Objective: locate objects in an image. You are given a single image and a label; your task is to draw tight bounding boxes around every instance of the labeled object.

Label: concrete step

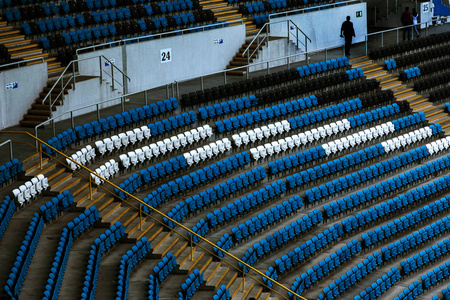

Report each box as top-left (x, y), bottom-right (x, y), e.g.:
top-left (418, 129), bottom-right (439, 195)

top-left (129, 219), bottom-right (156, 240)
top-left (206, 265), bottom-right (230, 288)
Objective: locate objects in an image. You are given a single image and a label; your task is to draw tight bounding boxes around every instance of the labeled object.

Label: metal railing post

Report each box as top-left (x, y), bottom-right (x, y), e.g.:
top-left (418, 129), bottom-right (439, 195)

top-left (381, 32), bottom-right (384, 47)
top-left (140, 204), bottom-right (142, 230)
top-left (190, 233), bottom-right (194, 261)
top-left (144, 90), bottom-right (148, 105)
top-left (9, 140), bottom-right (13, 161)
top-left (111, 62), bottom-right (115, 91)
top-left (99, 56), bottom-right (103, 83)
top-left (121, 96), bottom-right (125, 112)
top-left (73, 62), bottom-right (76, 89)
top-left (89, 174), bottom-right (93, 200)
top-left (35, 127), bottom-right (39, 149)
top-left (61, 78), bottom-right (64, 102)
top-left (39, 142), bottom-right (43, 170)
top-left (71, 111), bottom-right (74, 129)
top-left (242, 265), bottom-right (246, 292)
top-left (97, 104), bottom-right (100, 121)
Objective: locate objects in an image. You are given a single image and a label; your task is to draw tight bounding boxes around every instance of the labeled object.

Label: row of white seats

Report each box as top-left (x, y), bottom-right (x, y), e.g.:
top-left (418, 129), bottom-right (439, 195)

top-left (95, 126), bottom-right (151, 155)
top-left (381, 126), bottom-right (433, 153)
top-left (183, 138), bottom-right (232, 166)
top-left (425, 137), bottom-right (450, 155)
top-left (12, 174), bottom-right (49, 206)
top-left (66, 145), bottom-right (96, 170)
top-left (322, 122), bottom-right (395, 156)
top-left (118, 125), bottom-right (213, 169)
top-left (91, 159), bottom-right (120, 185)
top-left (233, 119), bottom-right (352, 148)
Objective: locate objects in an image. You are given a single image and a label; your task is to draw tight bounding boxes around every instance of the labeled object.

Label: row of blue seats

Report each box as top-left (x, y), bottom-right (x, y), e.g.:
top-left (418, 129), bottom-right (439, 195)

top-left (0, 196), bottom-right (15, 241)
top-left (153, 252), bottom-right (176, 283)
top-left (179, 269), bottom-right (204, 300)
top-left (5, 213), bottom-right (44, 299)
top-left (116, 172), bottom-right (142, 199)
top-left (244, 0), bottom-right (286, 14)
top-left (117, 237), bottom-right (152, 300)
top-left (165, 167), bottom-right (266, 228)
top-left (289, 239), bottom-right (361, 296)
top-left (324, 145), bottom-right (435, 218)
top-left (217, 193), bottom-right (297, 247)
top-left (311, 141), bottom-right (432, 205)
top-left (0, 158), bottom-right (23, 185)
top-left (311, 141), bottom-right (445, 206)
top-left (264, 223), bottom-right (341, 289)
top-left (420, 263), bottom-right (450, 292)
top-left (350, 104), bottom-right (402, 128)
top-left (148, 274), bottom-right (159, 300)
top-left (43, 207), bottom-right (100, 300)
top-left (148, 111), bottom-right (196, 137)
top-left (319, 253), bottom-right (383, 300)
top-left (198, 95), bottom-right (258, 120)
top-left (395, 280), bottom-right (423, 300)
top-left (346, 68), bottom-right (364, 80)
top-left (384, 198), bottom-right (450, 263)
top-left (446, 102), bottom-right (450, 114)
top-left (384, 58), bottom-right (398, 70)
top-left (440, 285), bottom-right (450, 299)
top-left (44, 98), bottom-right (178, 155)
top-left (81, 222), bottom-right (126, 300)
top-left (141, 152), bottom-right (250, 214)
top-left (4, 4), bottom-right (58, 22)
top-left (354, 267), bottom-right (401, 300)
top-left (216, 95), bottom-right (356, 133)
top-left (239, 211), bottom-right (326, 272)
top-left (39, 190), bottom-right (74, 222)
top-left (213, 194), bottom-right (302, 258)
top-left (212, 285), bottom-right (231, 300)
top-left (401, 236), bottom-right (450, 275)
top-left (67, 206), bottom-right (100, 238)
top-left (138, 155), bottom-right (187, 185)
top-left (357, 182), bottom-right (450, 249)
top-left (297, 56), bottom-right (349, 77)
top-left (392, 112), bottom-right (427, 130)
top-left (403, 67), bottom-right (422, 80)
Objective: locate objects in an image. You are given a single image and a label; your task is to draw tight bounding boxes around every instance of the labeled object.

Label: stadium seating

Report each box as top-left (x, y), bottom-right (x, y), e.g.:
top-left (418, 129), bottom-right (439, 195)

top-left (13, 175), bottom-right (49, 206)
top-left (0, 196), bottom-right (15, 241)
top-left (148, 252), bottom-right (177, 299)
top-left (0, 158), bottom-right (23, 186)
top-left (354, 267), bottom-right (401, 300)
top-left (178, 269), bottom-right (204, 300)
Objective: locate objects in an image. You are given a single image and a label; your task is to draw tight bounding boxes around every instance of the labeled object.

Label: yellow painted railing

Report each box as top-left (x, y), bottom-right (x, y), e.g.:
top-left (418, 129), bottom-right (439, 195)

top-left (1, 131), bottom-right (307, 300)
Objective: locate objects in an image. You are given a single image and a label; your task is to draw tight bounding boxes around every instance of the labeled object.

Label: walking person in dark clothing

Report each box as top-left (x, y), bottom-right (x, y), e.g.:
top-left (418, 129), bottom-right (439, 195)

top-left (401, 7), bottom-right (412, 41)
top-left (340, 16), bottom-right (356, 56)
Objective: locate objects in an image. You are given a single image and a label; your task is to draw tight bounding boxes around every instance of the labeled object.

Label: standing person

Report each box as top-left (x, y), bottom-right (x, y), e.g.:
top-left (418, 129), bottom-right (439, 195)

top-left (412, 8), bottom-right (420, 37)
top-left (340, 16), bottom-right (356, 56)
top-left (401, 7), bottom-right (412, 41)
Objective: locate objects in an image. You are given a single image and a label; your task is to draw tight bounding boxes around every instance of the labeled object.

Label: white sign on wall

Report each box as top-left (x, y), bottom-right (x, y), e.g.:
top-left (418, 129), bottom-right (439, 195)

top-left (160, 48), bottom-right (172, 63)
top-left (5, 81), bottom-right (18, 90)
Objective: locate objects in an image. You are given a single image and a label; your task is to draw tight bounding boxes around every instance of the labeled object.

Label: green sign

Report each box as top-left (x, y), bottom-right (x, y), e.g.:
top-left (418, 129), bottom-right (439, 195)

top-left (356, 11), bottom-right (363, 17)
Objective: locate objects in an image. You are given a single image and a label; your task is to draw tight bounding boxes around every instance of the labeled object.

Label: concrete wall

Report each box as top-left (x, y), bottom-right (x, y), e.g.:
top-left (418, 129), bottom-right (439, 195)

top-left (78, 24), bottom-right (246, 93)
top-left (269, 3), bottom-right (367, 53)
top-left (0, 63), bottom-right (47, 130)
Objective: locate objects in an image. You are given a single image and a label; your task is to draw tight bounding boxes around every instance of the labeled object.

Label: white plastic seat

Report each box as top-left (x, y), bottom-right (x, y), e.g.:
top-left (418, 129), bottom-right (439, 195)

top-left (311, 129), bottom-right (319, 141)
top-left (141, 125), bottom-right (151, 140)
top-left (232, 134), bottom-right (242, 147)
top-left (171, 136), bottom-right (180, 149)
top-left (324, 125), bottom-right (332, 136)
top-left (322, 144), bottom-right (331, 156)
top-left (71, 154), bottom-right (81, 169)
top-left (342, 137), bottom-right (350, 149)
top-left (254, 128), bottom-right (263, 141)
top-left (240, 132), bottom-right (249, 145)
top-left (135, 149), bottom-right (145, 163)
top-left (265, 143), bottom-right (274, 156)
top-left (20, 184), bottom-right (31, 202)
top-left (299, 133), bottom-right (307, 145)
top-left (87, 145), bottom-right (95, 162)
top-left (13, 188), bottom-right (25, 206)
top-left (359, 131), bottom-right (367, 143)
top-left (348, 135), bottom-right (356, 147)
top-left (387, 122), bottom-right (395, 133)
top-left (25, 181), bottom-right (36, 198)
top-left (111, 159), bottom-right (120, 174)
top-left (134, 128), bottom-right (144, 142)
top-left (216, 140), bottom-right (225, 153)
top-left (103, 137), bottom-right (113, 153)
top-left (120, 154), bottom-right (130, 169)
top-left (223, 138), bottom-right (232, 151)
top-left (31, 177), bottom-right (41, 194)
top-left (279, 139), bottom-right (287, 152)
top-left (330, 122), bottom-right (339, 134)
top-left (257, 145), bottom-right (267, 159)
top-left (191, 129), bottom-right (200, 142)
top-left (185, 131), bottom-right (194, 144)
top-left (92, 170), bottom-right (102, 185)
top-left (211, 142), bottom-right (219, 155)
top-left (272, 141), bottom-right (281, 154)
top-left (184, 153), bottom-right (194, 166)
top-left (336, 140), bottom-right (343, 151)
top-left (204, 124), bottom-right (213, 137)
top-left (81, 147), bottom-right (90, 163)
top-left (250, 148), bottom-right (259, 161)
top-left (268, 124), bottom-right (277, 137)
top-left (204, 145), bottom-right (213, 158)
top-left (261, 126), bottom-right (270, 138)
top-left (142, 146), bottom-right (152, 160)
top-left (329, 141), bottom-right (337, 153)
top-left (248, 130), bottom-right (256, 143)
top-left (164, 138), bottom-right (173, 152)
top-left (127, 130), bottom-right (137, 145)
top-left (105, 161), bottom-right (114, 177)
top-left (37, 174), bottom-right (49, 190)
top-left (292, 135), bottom-right (300, 147)
top-left (275, 122), bottom-right (284, 134)
top-left (128, 151), bottom-right (138, 166)
top-left (178, 133), bottom-right (187, 147)
top-left (118, 133), bottom-right (129, 148)
top-left (66, 157), bottom-right (77, 170)
top-left (77, 150), bottom-right (86, 165)
top-left (198, 126), bottom-right (206, 140)
top-left (286, 137), bottom-right (294, 149)
top-left (111, 135), bottom-right (121, 150)
top-left (364, 129), bottom-right (372, 141)
top-left (198, 147), bottom-right (207, 160)
top-left (95, 141), bottom-right (106, 156)
top-left (353, 133), bottom-right (361, 145)
top-left (100, 165), bottom-right (109, 180)
top-left (157, 141), bottom-right (167, 155)
top-left (343, 119), bottom-right (351, 130)
top-left (281, 120), bottom-right (290, 132)
top-left (336, 121), bottom-right (344, 132)
top-left (191, 150), bottom-right (200, 163)
top-left (318, 127), bottom-right (326, 138)
top-left (305, 131), bottom-right (313, 143)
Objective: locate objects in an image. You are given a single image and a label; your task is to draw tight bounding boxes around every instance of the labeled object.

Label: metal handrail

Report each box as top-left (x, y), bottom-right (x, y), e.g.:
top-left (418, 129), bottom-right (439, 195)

top-left (364, 20), bottom-right (449, 54)
top-left (0, 130), bottom-right (307, 300)
top-left (268, 0), bottom-right (361, 19)
top-left (0, 140), bottom-right (13, 162)
top-left (76, 20), bottom-right (245, 55)
top-left (0, 56), bottom-right (45, 69)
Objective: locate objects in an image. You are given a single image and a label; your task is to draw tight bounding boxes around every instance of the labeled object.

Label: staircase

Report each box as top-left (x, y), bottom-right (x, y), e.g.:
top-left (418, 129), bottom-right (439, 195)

top-left (200, 0), bottom-right (258, 36)
top-left (350, 56), bottom-right (450, 133)
top-left (226, 39), bottom-right (267, 75)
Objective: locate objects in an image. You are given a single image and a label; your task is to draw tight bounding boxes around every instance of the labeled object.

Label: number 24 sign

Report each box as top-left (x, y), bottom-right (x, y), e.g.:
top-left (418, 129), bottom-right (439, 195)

top-left (160, 48), bottom-right (172, 63)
